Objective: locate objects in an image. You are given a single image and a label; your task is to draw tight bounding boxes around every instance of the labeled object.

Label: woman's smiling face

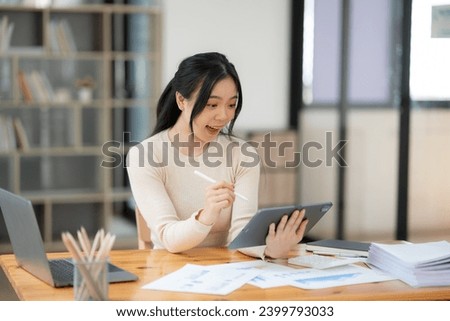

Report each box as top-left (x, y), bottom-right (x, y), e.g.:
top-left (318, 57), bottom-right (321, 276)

top-left (176, 76), bottom-right (238, 144)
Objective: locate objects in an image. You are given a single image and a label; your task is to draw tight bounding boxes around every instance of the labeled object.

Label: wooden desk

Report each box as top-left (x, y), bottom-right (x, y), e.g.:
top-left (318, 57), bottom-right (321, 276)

top-left (1, 247), bottom-right (450, 301)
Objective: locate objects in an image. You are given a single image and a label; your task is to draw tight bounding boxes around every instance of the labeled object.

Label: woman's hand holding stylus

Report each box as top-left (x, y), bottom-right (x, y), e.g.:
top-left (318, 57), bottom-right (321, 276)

top-left (196, 181), bottom-right (235, 226)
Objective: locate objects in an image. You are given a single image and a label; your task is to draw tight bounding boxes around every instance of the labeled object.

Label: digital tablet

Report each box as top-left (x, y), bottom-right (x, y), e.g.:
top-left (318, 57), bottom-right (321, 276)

top-left (228, 202), bottom-right (333, 249)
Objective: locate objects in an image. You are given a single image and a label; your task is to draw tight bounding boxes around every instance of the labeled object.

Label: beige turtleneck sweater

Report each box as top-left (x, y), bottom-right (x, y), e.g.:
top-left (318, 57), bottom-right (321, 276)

top-left (126, 129), bottom-right (264, 257)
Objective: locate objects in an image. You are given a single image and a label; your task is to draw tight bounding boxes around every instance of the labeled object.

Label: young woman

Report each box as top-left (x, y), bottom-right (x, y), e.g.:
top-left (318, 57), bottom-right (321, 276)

top-left (127, 52), bottom-right (307, 259)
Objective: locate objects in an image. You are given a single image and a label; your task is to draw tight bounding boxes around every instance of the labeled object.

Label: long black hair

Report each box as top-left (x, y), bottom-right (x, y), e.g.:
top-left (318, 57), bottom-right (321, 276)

top-left (151, 52), bottom-right (243, 137)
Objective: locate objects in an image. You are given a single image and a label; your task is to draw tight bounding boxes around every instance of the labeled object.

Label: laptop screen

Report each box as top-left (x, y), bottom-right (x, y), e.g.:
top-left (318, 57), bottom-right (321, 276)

top-left (0, 188), bottom-right (54, 285)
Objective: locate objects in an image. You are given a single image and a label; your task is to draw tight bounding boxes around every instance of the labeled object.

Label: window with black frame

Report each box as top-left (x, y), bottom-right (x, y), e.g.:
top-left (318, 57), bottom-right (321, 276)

top-left (293, 0), bottom-right (409, 242)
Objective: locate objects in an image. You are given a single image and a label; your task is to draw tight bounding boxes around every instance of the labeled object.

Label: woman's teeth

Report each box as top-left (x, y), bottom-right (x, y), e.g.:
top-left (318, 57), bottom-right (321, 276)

top-left (206, 125), bottom-right (220, 133)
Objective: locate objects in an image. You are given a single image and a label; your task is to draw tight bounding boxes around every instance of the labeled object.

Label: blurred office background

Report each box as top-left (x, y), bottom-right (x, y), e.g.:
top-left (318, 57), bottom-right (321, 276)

top-left (0, 0), bottom-right (449, 258)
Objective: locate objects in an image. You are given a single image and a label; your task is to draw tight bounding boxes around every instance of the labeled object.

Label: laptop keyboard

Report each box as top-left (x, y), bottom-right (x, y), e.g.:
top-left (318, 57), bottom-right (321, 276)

top-left (49, 258), bottom-right (123, 283)
top-left (49, 259), bottom-right (74, 283)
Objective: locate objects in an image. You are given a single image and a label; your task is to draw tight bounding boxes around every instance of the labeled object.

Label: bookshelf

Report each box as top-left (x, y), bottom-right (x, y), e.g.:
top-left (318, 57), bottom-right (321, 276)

top-left (0, 4), bottom-right (161, 251)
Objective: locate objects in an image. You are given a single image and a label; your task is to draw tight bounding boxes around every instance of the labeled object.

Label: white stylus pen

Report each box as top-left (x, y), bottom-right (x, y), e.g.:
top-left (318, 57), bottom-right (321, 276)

top-left (194, 170), bottom-right (249, 201)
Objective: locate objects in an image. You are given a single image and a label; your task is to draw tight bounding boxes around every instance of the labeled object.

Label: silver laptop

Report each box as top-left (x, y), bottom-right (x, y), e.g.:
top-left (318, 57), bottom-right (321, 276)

top-left (0, 188), bottom-right (138, 287)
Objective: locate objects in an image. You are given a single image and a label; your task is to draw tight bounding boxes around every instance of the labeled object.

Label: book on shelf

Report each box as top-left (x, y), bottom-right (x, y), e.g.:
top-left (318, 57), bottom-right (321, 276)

top-left (0, 115), bottom-right (16, 151)
top-left (305, 239), bottom-right (371, 257)
top-left (18, 71), bottom-right (33, 103)
top-left (59, 19), bottom-right (77, 52)
top-left (37, 71), bottom-right (55, 101)
top-left (0, 115), bottom-right (30, 151)
top-left (18, 70), bottom-right (55, 103)
top-left (367, 241), bottom-right (450, 287)
top-left (0, 115), bottom-right (8, 151)
top-left (48, 19), bottom-right (60, 54)
top-left (13, 117), bottom-right (30, 151)
top-left (48, 18), bottom-right (77, 54)
top-left (30, 70), bottom-right (50, 102)
top-left (0, 15), bottom-right (14, 53)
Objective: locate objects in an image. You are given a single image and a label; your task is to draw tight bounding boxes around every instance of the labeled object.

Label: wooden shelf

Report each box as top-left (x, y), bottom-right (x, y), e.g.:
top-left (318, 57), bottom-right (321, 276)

top-left (0, 4), bottom-right (161, 248)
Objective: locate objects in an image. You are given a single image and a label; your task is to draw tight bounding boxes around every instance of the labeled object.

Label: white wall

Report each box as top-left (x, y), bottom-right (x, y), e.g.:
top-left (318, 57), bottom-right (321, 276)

top-left (161, 0), bottom-right (291, 131)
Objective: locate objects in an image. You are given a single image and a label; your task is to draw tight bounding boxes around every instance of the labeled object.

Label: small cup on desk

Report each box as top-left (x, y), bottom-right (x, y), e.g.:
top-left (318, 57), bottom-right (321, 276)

top-left (73, 259), bottom-right (109, 301)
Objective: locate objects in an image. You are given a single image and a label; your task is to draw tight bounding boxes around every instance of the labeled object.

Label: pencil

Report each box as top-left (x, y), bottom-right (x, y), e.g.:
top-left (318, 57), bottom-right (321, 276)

top-left (193, 170), bottom-right (249, 201)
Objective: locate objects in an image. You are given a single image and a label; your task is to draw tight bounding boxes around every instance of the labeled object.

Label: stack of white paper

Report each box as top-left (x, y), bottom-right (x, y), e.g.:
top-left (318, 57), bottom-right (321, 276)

top-left (367, 241), bottom-right (450, 287)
